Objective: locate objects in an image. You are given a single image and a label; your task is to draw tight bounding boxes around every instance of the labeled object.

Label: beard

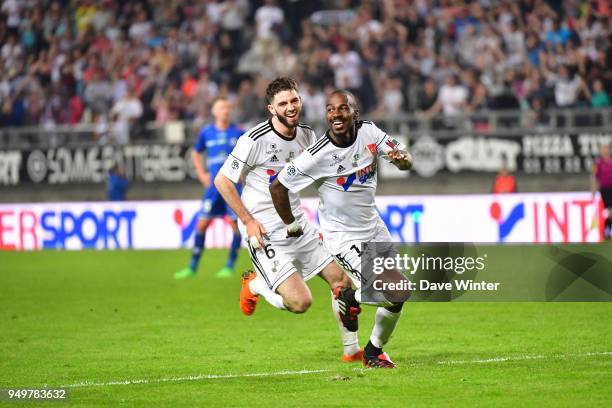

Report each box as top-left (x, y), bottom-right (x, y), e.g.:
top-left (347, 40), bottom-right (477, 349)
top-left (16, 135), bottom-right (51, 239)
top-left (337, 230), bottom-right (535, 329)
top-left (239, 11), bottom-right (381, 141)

top-left (276, 111), bottom-right (300, 128)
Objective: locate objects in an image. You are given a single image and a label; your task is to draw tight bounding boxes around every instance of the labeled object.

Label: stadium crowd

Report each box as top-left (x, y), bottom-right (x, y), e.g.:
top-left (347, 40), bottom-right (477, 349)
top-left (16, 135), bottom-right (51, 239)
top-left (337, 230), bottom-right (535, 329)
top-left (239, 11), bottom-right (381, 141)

top-left (0, 0), bottom-right (611, 141)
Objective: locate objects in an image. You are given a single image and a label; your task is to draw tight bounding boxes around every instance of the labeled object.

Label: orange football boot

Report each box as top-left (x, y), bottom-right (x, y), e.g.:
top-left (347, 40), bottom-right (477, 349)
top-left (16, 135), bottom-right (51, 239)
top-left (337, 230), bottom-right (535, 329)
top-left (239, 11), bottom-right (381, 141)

top-left (341, 348), bottom-right (364, 363)
top-left (240, 270), bottom-right (260, 316)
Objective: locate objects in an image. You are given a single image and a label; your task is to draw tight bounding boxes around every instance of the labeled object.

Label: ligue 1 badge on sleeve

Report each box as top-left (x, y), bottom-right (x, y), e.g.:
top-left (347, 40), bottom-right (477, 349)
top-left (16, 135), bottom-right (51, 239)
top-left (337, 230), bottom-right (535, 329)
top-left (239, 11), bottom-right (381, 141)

top-left (287, 164), bottom-right (297, 177)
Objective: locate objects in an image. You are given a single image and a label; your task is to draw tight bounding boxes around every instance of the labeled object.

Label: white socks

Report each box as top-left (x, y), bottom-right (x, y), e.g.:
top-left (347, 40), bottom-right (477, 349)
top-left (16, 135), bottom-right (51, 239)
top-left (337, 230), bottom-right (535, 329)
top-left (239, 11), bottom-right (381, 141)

top-left (330, 290), bottom-right (360, 356)
top-left (248, 274), bottom-right (286, 310)
top-left (369, 307), bottom-right (401, 349)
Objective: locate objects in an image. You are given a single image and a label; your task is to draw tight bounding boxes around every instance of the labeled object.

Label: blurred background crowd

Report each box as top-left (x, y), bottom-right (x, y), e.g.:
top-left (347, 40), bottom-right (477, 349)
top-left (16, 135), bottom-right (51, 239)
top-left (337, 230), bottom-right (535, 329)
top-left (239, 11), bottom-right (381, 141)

top-left (0, 0), bottom-right (610, 139)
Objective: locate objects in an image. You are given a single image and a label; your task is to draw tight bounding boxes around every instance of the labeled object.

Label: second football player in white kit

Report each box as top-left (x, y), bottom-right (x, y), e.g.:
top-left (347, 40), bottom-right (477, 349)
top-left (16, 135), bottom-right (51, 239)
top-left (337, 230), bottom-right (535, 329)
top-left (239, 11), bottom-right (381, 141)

top-left (271, 90), bottom-right (412, 368)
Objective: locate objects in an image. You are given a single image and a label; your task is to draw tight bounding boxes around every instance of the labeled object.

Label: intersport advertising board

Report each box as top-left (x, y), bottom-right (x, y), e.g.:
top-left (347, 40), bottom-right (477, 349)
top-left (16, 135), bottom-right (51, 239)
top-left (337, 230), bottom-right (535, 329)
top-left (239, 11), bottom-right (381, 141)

top-left (0, 192), bottom-right (605, 251)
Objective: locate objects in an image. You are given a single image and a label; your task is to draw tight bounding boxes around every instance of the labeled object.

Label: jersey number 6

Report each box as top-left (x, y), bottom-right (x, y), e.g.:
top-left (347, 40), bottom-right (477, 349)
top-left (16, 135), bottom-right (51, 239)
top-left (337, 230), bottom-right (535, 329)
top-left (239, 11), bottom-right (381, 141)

top-left (264, 244), bottom-right (276, 259)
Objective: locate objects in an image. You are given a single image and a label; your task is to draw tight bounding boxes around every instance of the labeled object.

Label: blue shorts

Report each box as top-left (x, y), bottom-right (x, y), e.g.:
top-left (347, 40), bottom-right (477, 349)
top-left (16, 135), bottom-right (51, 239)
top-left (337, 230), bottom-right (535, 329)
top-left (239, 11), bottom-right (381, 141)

top-left (199, 186), bottom-right (238, 220)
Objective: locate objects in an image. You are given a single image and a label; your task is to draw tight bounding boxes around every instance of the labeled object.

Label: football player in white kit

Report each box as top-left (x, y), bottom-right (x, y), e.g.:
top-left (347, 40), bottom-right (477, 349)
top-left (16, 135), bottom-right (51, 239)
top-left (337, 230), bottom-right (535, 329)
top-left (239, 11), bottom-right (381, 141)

top-left (270, 90), bottom-right (412, 368)
top-left (214, 78), bottom-right (364, 362)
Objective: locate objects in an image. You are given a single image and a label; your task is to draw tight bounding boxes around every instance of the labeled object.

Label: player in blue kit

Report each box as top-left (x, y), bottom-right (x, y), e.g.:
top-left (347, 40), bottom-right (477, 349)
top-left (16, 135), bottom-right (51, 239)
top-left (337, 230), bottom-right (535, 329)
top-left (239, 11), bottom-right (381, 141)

top-left (175, 97), bottom-right (245, 279)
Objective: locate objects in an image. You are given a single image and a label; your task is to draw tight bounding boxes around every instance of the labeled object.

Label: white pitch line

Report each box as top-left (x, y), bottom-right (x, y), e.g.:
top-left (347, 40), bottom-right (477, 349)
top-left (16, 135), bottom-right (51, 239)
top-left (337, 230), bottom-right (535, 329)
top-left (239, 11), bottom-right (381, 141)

top-left (57, 351), bottom-right (611, 389)
top-left (59, 369), bottom-right (330, 388)
top-left (437, 351), bottom-right (612, 365)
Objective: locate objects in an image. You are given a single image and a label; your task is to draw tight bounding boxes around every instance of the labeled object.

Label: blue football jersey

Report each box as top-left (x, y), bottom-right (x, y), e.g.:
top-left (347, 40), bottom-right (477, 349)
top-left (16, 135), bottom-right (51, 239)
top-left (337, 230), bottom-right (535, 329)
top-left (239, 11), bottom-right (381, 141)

top-left (194, 123), bottom-right (244, 177)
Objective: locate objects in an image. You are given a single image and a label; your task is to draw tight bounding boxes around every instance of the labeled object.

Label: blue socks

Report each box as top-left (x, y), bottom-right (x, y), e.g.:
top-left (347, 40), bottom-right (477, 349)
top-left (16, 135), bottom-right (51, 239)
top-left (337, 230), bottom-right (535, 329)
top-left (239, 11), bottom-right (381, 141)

top-left (189, 231), bottom-right (205, 271)
top-left (226, 232), bottom-right (241, 268)
top-left (189, 229), bottom-right (240, 271)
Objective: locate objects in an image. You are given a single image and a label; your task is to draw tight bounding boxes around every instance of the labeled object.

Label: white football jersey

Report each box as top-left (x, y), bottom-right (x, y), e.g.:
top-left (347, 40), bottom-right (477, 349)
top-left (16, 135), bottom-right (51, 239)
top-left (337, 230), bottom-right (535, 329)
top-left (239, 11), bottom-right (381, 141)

top-left (220, 119), bottom-right (317, 232)
top-left (276, 120), bottom-right (406, 253)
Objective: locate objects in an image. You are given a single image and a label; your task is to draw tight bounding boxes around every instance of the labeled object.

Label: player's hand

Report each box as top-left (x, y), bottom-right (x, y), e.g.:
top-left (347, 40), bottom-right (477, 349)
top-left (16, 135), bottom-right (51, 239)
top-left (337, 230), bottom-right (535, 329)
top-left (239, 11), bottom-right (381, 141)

top-left (245, 218), bottom-right (266, 249)
top-left (201, 172), bottom-right (212, 188)
top-left (285, 220), bottom-right (304, 238)
top-left (388, 150), bottom-right (412, 170)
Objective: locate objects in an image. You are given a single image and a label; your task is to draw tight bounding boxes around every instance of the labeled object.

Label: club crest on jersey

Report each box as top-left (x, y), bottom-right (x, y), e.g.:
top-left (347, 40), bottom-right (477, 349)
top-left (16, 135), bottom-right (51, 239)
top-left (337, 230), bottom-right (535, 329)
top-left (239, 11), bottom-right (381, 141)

top-left (285, 151), bottom-right (295, 162)
top-left (351, 153), bottom-right (360, 167)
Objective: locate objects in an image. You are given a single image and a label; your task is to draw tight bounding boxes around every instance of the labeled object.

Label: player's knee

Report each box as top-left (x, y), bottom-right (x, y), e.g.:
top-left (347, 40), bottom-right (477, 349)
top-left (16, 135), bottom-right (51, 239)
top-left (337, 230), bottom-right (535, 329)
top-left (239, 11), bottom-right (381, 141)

top-left (197, 219), bottom-right (210, 232)
top-left (332, 273), bottom-right (352, 289)
top-left (287, 295), bottom-right (312, 314)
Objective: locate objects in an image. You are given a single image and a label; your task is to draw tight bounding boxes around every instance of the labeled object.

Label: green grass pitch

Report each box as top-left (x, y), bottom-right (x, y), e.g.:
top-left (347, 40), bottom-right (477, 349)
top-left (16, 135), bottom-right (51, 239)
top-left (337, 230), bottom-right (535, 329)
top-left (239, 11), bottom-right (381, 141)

top-left (1, 247), bottom-right (610, 407)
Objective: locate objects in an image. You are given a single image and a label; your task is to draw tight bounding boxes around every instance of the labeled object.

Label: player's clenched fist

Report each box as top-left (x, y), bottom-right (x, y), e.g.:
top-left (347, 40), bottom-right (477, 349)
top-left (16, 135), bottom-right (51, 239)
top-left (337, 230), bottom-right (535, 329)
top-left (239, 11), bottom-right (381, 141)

top-left (388, 150), bottom-right (413, 170)
top-left (245, 218), bottom-right (267, 249)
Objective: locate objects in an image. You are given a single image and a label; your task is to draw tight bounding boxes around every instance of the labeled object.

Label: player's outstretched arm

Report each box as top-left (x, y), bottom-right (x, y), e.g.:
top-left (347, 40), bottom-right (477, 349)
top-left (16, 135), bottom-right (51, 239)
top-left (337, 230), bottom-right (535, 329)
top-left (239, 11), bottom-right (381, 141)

top-left (214, 172), bottom-right (266, 248)
top-left (388, 149), bottom-right (413, 171)
top-left (269, 179), bottom-right (303, 238)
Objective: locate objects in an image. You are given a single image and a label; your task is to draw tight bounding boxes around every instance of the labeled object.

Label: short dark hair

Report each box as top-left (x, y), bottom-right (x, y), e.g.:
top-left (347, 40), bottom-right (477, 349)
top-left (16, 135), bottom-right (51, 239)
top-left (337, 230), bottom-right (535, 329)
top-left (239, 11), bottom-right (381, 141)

top-left (329, 89), bottom-right (360, 112)
top-left (266, 77), bottom-right (299, 104)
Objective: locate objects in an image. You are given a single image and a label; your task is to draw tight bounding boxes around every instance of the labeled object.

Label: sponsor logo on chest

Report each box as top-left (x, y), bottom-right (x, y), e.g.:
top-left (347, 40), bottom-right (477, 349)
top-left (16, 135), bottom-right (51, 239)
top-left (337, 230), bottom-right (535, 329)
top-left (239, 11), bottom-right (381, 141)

top-left (266, 143), bottom-right (282, 154)
top-left (329, 152), bottom-right (346, 167)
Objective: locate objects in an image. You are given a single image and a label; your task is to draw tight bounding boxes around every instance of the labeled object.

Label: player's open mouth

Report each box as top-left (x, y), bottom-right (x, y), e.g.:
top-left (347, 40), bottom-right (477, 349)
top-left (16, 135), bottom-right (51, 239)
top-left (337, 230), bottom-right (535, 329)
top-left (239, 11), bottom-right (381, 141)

top-left (332, 120), bottom-right (344, 129)
top-left (285, 112), bottom-right (297, 118)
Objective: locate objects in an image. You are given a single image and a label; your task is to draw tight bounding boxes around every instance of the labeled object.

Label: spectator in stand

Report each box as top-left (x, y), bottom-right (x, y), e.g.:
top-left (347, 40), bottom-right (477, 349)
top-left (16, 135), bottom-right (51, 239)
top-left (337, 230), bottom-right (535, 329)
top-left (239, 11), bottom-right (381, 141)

top-left (0, 0), bottom-right (610, 134)
top-left (419, 74), bottom-right (468, 127)
top-left (553, 65), bottom-right (591, 108)
top-left (370, 76), bottom-right (404, 120)
top-left (109, 87), bottom-right (143, 144)
top-left (84, 69), bottom-right (113, 115)
top-left (234, 77), bottom-right (261, 126)
top-left (107, 164), bottom-right (129, 201)
top-left (1, 0), bottom-right (21, 36)
top-left (300, 81), bottom-right (326, 124)
top-left (417, 79), bottom-right (438, 112)
top-left (254, 0), bottom-right (284, 50)
top-left (591, 79), bottom-right (610, 107)
top-left (329, 38), bottom-right (363, 99)
top-left (1, 35), bottom-right (22, 69)
top-left (218, 0), bottom-right (249, 52)
top-left (592, 144), bottom-right (612, 240)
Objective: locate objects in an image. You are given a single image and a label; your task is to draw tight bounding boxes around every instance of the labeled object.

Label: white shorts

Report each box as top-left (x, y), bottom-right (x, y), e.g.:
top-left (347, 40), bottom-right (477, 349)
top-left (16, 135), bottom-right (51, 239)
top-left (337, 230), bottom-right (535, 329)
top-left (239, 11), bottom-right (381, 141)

top-left (243, 221), bottom-right (333, 291)
top-left (329, 220), bottom-right (396, 290)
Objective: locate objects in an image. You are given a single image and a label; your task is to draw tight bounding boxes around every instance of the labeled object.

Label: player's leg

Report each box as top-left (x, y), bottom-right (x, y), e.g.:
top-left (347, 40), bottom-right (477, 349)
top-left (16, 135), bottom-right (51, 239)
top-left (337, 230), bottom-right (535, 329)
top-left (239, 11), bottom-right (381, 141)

top-left (216, 215), bottom-right (242, 278)
top-left (241, 237), bottom-right (312, 314)
top-left (240, 268), bottom-right (285, 314)
top-left (318, 261), bottom-right (362, 362)
top-left (331, 233), bottom-right (408, 368)
top-left (175, 216), bottom-right (212, 279)
top-left (275, 273), bottom-right (312, 313)
top-left (361, 226), bottom-right (410, 368)
top-left (175, 189), bottom-right (220, 279)
top-left (364, 303), bottom-right (403, 368)
top-left (243, 270), bottom-right (311, 314)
